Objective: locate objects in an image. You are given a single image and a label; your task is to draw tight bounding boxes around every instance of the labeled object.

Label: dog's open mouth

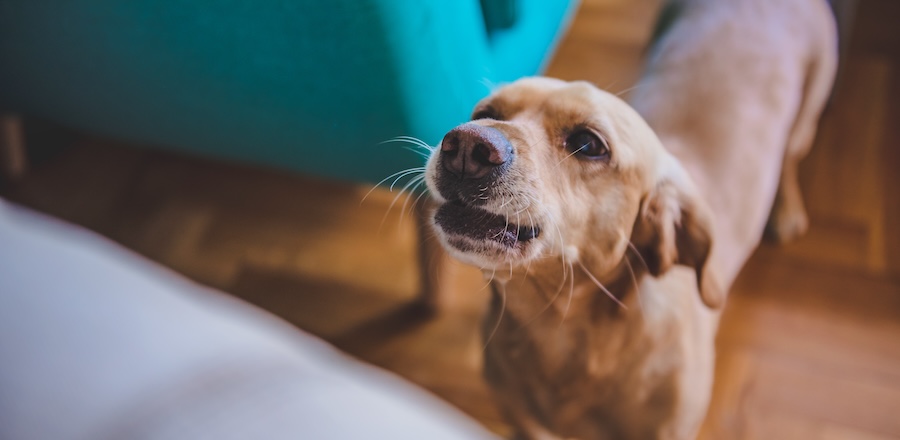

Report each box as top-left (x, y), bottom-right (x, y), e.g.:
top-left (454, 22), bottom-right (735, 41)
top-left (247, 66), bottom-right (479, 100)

top-left (434, 200), bottom-right (541, 250)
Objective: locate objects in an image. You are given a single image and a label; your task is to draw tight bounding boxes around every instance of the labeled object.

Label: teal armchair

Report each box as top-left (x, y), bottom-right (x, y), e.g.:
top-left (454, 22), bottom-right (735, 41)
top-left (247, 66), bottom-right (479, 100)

top-left (0, 0), bottom-right (578, 184)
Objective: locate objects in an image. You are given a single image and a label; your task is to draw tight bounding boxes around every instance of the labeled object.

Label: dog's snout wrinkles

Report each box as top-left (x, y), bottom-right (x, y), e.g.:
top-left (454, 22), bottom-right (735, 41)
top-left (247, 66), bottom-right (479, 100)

top-left (440, 123), bottom-right (512, 180)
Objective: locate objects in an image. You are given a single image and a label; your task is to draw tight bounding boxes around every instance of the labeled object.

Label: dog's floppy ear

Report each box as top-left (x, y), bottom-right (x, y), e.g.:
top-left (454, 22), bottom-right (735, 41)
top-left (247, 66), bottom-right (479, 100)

top-left (630, 168), bottom-right (723, 309)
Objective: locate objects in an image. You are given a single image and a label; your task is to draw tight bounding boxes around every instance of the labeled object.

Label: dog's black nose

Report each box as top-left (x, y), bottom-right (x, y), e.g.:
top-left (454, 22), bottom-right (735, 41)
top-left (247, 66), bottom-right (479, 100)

top-left (440, 123), bottom-right (512, 180)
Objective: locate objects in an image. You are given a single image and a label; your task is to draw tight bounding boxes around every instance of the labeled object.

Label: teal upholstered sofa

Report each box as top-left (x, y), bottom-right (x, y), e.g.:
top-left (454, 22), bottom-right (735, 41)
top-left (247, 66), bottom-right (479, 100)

top-left (0, 0), bottom-right (577, 184)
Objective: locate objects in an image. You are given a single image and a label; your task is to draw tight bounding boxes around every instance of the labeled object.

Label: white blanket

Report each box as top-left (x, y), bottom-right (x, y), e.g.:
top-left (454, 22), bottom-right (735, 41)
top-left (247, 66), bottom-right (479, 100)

top-left (0, 199), bottom-right (497, 440)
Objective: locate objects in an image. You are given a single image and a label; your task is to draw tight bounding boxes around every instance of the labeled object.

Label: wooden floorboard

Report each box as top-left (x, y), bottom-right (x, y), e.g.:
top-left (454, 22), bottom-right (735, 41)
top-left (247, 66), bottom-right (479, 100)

top-left (2, 0), bottom-right (898, 438)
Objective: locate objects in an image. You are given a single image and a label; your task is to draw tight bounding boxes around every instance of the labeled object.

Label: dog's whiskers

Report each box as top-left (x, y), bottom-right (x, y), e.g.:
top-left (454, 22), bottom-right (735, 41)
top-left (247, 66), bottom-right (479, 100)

top-left (400, 145), bottom-right (432, 159)
top-left (379, 174), bottom-right (426, 232)
top-left (555, 144), bottom-right (588, 168)
top-left (408, 184), bottom-right (431, 214)
top-left (624, 240), bottom-right (652, 317)
top-left (479, 77), bottom-right (498, 93)
top-left (603, 79), bottom-right (621, 93)
top-left (524, 211), bottom-right (538, 274)
top-left (553, 220), bottom-right (569, 280)
top-left (489, 196), bottom-right (514, 240)
top-left (478, 267), bottom-right (498, 295)
top-left (360, 166), bottom-right (426, 204)
top-left (483, 284), bottom-right (507, 351)
top-left (497, 202), bottom-right (512, 241)
top-left (519, 257), bottom-right (568, 331)
top-left (555, 220), bottom-right (576, 326)
top-left (559, 259), bottom-right (575, 328)
top-left (613, 83), bottom-right (643, 98)
top-left (626, 241), bottom-right (650, 272)
top-left (577, 260), bottom-right (628, 310)
top-left (389, 168), bottom-right (426, 192)
top-left (399, 177), bottom-right (428, 222)
top-left (623, 257), bottom-right (645, 316)
top-left (379, 136), bottom-right (435, 152)
top-left (498, 190), bottom-right (515, 209)
top-left (516, 220), bottom-right (567, 330)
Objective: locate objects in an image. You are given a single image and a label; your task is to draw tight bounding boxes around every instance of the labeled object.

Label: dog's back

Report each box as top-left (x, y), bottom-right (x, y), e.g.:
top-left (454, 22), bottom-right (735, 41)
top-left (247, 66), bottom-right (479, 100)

top-left (630, 0), bottom-right (838, 289)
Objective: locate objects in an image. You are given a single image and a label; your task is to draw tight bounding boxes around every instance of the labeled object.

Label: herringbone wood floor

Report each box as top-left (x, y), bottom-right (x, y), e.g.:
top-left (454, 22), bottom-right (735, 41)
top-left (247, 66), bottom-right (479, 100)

top-left (3, 0), bottom-right (899, 438)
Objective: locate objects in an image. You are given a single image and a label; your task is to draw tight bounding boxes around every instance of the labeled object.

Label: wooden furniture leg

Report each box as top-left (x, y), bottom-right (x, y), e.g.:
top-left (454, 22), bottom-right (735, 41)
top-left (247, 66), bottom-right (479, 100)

top-left (0, 115), bottom-right (27, 181)
top-left (414, 199), bottom-right (455, 313)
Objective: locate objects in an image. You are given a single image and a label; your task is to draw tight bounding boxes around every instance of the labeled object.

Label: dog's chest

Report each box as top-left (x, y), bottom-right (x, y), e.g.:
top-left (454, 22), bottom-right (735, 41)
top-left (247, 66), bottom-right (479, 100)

top-left (485, 308), bottom-right (665, 386)
top-left (483, 281), bottom-right (686, 436)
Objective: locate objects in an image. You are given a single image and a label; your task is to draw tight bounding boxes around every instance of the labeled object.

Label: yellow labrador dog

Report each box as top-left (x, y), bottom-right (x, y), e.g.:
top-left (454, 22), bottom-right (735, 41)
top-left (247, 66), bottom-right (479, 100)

top-left (422, 0), bottom-right (836, 438)
top-left (427, 78), bottom-right (718, 439)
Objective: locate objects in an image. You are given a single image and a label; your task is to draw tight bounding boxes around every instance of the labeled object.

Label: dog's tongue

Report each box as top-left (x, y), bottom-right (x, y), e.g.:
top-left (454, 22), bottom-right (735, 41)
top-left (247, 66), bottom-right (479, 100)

top-left (435, 201), bottom-right (539, 247)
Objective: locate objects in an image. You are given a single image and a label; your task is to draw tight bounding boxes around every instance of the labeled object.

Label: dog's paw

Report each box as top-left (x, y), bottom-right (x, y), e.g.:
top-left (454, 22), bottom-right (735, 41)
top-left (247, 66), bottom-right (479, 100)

top-left (765, 198), bottom-right (809, 244)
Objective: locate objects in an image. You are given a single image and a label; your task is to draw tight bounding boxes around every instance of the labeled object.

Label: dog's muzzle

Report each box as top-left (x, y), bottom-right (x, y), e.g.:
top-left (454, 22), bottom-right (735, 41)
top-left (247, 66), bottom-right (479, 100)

top-left (431, 123), bottom-right (541, 253)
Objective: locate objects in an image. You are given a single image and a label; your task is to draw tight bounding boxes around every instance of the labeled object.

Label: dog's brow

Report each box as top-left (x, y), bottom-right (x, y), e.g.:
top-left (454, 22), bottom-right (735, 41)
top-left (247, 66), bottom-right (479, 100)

top-left (542, 100), bottom-right (602, 131)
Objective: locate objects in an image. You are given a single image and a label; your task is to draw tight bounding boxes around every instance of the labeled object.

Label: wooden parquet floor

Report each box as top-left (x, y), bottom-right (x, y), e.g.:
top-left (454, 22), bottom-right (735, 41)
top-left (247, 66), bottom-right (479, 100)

top-left (3, 0), bottom-right (899, 438)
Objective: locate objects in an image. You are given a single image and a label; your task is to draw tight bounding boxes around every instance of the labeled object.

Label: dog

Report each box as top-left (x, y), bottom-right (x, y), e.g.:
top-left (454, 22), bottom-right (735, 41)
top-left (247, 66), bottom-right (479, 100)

top-left (426, 77), bottom-right (719, 439)
top-left (421, 0), bottom-right (836, 438)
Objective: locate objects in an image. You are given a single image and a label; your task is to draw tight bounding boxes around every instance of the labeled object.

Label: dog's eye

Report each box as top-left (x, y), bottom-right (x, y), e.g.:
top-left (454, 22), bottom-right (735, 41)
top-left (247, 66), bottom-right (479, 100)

top-left (565, 130), bottom-right (610, 161)
top-left (472, 106), bottom-right (501, 121)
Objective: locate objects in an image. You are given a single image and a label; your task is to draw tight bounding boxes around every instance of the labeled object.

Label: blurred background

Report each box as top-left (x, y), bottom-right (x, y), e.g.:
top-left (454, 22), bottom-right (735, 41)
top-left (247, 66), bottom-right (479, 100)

top-left (1, 0), bottom-right (898, 438)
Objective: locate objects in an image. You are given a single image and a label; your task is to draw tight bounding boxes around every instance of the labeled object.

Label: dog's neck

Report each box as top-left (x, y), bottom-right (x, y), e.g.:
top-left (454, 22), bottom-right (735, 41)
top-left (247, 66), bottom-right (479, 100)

top-left (482, 252), bottom-right (697, 383)
top-left (486, 252), bottom-right (656, 333)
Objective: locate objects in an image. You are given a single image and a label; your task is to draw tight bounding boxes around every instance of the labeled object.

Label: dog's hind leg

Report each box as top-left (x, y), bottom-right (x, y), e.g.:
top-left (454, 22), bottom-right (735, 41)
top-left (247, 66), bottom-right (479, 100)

top-left (766, 30), bottom-right (838, 243)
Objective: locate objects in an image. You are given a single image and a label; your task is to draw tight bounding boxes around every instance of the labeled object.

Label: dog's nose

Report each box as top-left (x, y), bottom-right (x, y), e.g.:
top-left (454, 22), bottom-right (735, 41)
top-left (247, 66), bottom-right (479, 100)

top-left (440, 123), bottom-right (512, 180)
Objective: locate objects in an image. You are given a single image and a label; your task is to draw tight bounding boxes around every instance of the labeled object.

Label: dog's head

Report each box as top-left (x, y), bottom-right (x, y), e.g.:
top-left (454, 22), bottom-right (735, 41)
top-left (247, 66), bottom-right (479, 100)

top-left (425, 77), bottom-right (721, 308)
